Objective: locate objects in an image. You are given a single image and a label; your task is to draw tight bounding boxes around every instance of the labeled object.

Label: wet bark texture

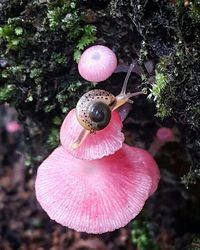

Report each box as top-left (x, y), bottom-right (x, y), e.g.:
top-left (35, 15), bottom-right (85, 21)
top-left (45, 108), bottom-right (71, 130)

top-left (1, 0), bottom-right (200, 249)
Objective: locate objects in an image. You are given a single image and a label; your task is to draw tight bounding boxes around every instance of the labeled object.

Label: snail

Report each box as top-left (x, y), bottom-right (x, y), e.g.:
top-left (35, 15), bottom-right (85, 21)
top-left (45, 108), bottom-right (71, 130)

top-left (72, 63), bottom-right (146, 149)
top-left (76, 89), bottom-right (114, 131)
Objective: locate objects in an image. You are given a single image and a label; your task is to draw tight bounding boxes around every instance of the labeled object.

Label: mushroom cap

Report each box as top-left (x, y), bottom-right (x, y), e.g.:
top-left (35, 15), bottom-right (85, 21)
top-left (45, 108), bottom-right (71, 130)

top-left (78, 45), bottom-right (117, 82)
top-left (60, 109), bottom-right (124, 160)
top-left (129, 147), bottom-right (160, 195)
top-left (156, 127), bottom-right (174, 143)
top-left (35, 144), bottom-right (160, 234)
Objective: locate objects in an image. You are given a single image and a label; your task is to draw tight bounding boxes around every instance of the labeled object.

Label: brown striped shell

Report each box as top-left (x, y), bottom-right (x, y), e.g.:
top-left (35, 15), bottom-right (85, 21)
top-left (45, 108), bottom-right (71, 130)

top-left (76, 89), bottom-right (116, 131)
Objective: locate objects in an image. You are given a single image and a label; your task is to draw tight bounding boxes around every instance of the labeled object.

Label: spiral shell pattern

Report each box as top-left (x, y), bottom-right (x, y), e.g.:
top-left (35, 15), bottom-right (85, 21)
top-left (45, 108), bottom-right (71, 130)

top-left (76, 89), bottom-right (116, 131)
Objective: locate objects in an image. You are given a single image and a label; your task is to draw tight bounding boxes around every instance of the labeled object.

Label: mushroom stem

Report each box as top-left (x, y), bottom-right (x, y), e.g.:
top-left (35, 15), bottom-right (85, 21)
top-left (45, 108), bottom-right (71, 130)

top-left (148, 127), bottom-right (174, 156)
top-left (148, 139), bottom-right (164, 157)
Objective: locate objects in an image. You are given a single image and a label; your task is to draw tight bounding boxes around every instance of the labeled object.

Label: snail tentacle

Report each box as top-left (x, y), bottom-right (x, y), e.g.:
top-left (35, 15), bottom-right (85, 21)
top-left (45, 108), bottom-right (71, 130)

top-left (120, 63), bottom-right (136, 95)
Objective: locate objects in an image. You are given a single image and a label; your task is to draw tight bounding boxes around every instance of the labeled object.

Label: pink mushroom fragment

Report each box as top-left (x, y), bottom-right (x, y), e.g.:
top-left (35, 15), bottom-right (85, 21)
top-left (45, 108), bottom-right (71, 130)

top-left (5, 121), bottom-right (21, 133)
top-left (148, 127), bottom-right (174, 156)
top-left (78, 45), bottom-right (117, 82)
top-left (60, 108), bottom-right (124, 160)
top-left (35, 144), bottom-right (160, 234)
top-left (156, 127), bottom-right (174, 143)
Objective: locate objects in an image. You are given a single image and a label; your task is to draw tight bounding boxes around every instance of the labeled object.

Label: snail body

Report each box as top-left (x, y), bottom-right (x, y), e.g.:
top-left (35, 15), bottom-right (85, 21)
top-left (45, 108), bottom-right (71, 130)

top-left (76, 89), bottom-right (116, 131)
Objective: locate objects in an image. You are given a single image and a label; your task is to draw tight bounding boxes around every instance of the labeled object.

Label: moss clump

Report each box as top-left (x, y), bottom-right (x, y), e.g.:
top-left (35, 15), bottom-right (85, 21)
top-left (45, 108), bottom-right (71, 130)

top-left (154, 43), bottom-right (200, 129)
top-left (189, 235), bottom-right (200, 250)
top-left (0, 0), bottom-right (96, 107)
top-left (181, 167), bottom-right (197, 189)
top-left (132, 218), bottom-right (158, 250)
top-left (148, 58), bottom-right (176, 118)
top-left (189, 1), bottom-right (200, 19)
top-left (0, 85), bottom-right (16, 102)
top-left (177, 0), bottom-right (200, 20)
top-left (47, 127), bottom-right (60, 149)
top-left (47, 0), bottom-right (96, 62)
top-left (0, 21), bottom-right (25, 51)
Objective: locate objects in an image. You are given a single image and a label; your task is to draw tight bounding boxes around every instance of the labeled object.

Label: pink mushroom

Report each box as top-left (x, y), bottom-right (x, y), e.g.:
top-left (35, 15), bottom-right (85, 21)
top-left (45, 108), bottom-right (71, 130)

top-left (5, 121), bottom-right (21, 133)
top-left (36, 46), bottom-right (160, 234)
top-left (78, 45), bottom-right (117, 82)
top-left (35, 144), bottom-right (160, 234)
top-left (148, 127), bottom-right (174, 156)
top-left (60, 109), bottom-right (124, 160)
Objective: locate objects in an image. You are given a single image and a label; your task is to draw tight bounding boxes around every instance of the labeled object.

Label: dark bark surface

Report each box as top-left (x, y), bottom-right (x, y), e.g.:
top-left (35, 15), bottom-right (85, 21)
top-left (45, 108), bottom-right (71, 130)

top-left (1, 0), bottom-right (200, 249)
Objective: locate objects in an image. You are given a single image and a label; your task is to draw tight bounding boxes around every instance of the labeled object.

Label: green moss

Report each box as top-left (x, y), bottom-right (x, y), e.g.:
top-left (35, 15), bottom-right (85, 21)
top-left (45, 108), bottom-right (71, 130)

top-left (72, 24), bottom-right (96, 62)
top-left (55, 80), bottom-right (91, 112)
top-left (47, 2), bottom-right (77, 31)
top-left (29, 68), bottom-right (43, 84)
top-left (0, 0), bottom-right (96, 111)
top-left (189, 1), bottom-right (200, 20)
top-left (189, 235), bottom-right (200, 250)
top-left (181, 166), bottom-right (200, 189)
top-left (1, 65), bottom-right (25, 82)
top-left (0, 21), bottom-right (25, 51)
top-left (148, 58), bottom-right (174, 118)
top-left (24, 155), bottom-right (32, 167)
top-left (132, 218), bottom-right (158, 250)
top-left (47, 127), bottom-right (60, 149)
top-left (149, 71), bottom-right (168, 102)
top-left (0, 85), bottom-right (16, 102)
top-left (181, 167), bottom-right (197, 189)
top-left (52, 116), bottom-right (62, 125)
top-left (47, 0), bottom-right (96, 62)
top-left (50, 52), bottom-right (66, 70)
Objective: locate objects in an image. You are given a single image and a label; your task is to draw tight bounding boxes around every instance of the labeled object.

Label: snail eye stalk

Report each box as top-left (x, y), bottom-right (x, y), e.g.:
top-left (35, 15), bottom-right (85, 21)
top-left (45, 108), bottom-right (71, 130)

top-left (112, 63), bottom-right (146, 110)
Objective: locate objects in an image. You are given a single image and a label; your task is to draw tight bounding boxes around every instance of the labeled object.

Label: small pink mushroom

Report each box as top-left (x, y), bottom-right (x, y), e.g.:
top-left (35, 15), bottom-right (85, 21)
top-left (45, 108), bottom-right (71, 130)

top-left (78, 45), bottom-right (117, 82)
top-left (5, 121), bottom-right (21, 133)
top-left (35, 144), bottom-right (159, 234)
top-left (148, 127), bottom-right (174, 156)
top-left (60, 109), bottom-right (124, 160)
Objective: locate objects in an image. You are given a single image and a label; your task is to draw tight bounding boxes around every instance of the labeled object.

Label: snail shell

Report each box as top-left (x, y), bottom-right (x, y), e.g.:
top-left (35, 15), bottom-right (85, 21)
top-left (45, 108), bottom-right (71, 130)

top-left (76, 89), bottom-right (116, 131)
